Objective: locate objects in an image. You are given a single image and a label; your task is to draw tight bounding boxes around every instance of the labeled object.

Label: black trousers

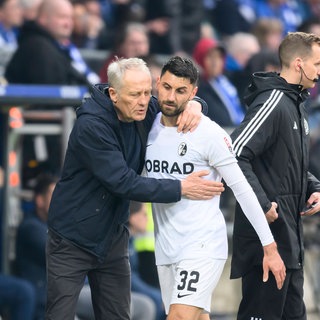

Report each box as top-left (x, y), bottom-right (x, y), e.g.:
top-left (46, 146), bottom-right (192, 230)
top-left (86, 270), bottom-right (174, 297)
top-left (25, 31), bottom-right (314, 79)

top-left (237, 266), bottom-right (306, 320)
top-left (45, 226), bottom-right (130, 320)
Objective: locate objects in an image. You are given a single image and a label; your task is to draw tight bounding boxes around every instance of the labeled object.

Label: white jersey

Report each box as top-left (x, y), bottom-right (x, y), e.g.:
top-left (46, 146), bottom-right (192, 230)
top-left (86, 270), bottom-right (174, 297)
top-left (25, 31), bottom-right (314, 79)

top-left (144, 114), bottom-right (274, 265)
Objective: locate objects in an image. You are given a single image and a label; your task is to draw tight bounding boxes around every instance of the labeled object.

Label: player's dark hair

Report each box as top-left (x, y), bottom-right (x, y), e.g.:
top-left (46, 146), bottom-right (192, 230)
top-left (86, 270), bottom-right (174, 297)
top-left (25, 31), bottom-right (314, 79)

top-left (161, 56), bottom-right (199, 86)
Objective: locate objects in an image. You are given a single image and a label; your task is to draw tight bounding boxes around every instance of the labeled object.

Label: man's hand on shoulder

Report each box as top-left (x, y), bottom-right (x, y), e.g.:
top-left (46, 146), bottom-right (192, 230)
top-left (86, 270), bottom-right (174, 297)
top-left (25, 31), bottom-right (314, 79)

top-left (176, 100), bottom-right (201, 133)
top-left (262, 241), bottom-right (286, 290)
top-left (181, 170), bottom-right (224, 200)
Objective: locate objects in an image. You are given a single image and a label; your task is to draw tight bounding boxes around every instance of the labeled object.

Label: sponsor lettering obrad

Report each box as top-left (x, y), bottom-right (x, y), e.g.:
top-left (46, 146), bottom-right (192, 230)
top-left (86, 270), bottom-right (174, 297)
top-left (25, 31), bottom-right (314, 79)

top-left (145, 159), bottom-right (194, 174)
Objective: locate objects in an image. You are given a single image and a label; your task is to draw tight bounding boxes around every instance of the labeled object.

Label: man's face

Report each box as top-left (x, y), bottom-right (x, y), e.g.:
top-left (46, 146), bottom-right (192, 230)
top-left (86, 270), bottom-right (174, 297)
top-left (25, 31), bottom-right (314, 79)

top-left (121, 30), bottom-right (149, 58)
top-left (301, 44), bottom-right (320, 89)
top-left (109, 69), bottom-right (152, 122)
top-left (39, 1), bottom-right (74, 43)
top-left (0, 0), bottom-right (23, 28)
top-left (203, 48), bottom-right (225, 78)
top-left (157, 71), bottom-right (197, 118)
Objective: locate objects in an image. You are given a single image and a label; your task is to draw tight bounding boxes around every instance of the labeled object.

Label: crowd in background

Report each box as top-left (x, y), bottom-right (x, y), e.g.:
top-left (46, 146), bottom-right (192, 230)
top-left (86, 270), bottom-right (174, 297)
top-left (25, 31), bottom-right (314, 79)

top-left (1, 0), bottom-right (320, 319)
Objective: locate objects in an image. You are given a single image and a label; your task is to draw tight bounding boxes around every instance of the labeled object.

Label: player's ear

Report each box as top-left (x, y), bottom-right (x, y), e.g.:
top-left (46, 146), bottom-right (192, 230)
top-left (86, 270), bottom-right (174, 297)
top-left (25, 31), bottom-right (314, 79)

top-left (190, 86), bottom-right (198, 100)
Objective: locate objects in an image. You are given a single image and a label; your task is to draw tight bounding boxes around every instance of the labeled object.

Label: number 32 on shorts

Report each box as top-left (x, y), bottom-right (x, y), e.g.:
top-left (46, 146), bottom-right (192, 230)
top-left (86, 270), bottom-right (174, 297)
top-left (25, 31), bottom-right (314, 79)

top-left (177, 270), bottom-right (200, 293)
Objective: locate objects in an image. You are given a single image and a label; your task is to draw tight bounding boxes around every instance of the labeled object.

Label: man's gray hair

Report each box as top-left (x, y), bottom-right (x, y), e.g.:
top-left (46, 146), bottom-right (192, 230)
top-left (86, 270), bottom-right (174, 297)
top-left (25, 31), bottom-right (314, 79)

top-left (107, 57), bottom-right (151, 91)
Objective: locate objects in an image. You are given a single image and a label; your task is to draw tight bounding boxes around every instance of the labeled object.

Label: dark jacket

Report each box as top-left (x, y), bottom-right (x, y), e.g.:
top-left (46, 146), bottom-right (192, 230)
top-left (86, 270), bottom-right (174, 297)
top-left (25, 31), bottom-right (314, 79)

top-left (48, 84), bottom-right (181, 261)
top-left (5, 21), bottom-right (89, 85)
top-left (230, 72), bottom-right (320, 278)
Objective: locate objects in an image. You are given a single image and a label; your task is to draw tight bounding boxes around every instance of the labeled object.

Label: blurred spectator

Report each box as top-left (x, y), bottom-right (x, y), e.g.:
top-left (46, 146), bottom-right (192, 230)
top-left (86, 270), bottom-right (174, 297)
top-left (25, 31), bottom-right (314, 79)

top-left (255, 0), bottom-right (303, 35)
top-left (0, 0), bottom-right (23, 50)
top-left (224, 32), bottom-right (260, 74)
top-left (0, 0), bottom-right (24, 76)
top-left (4, 0), bottom-right (100, 193)
top-left (5, 0), bottom-right (100, 85)
top-left (0, 274), bottom-right (36, 320)
top-left (128, 201), bottom-right (166, 320)
top-left (71, 0), bottom-right (111, 49)
top-left (298, 16), bottom-right (320, 36)
top-left (193, 37), bottom-right (244, 127)
top-left (15, 174), bottom-right (57, 320)
top-left (131, 0), bottom-right (170, 55)
top-left (162, 0), bottom-right (204, 55)
top-left (251, 17), bottom-right (284, 52)
top-left (99, 22), bottom-right (149, 82)
top-left (144, 55), bottom-right (162, 96)
top-left (236, 49), bottom-right (281, 106)
top-left (20, 0), bottom-right (43, 21)
top-left (224, 32), bottom-right (260, 105)
top-left (133, 202), bottom-right (160, 290)
top-left (98, 0), bottom-right (141, 32)
top-left (246, 49), bottom-right (281, 75)
top-left (302, 0), bottom-right (320, 20)
top-left (207, 0), bottom-right (256, 37)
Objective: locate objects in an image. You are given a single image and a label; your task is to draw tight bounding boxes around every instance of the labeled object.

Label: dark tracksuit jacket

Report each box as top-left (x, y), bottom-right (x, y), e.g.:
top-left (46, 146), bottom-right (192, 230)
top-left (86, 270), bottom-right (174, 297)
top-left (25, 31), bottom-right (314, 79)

top-left (230, 72), bottom-right (320, 278)
top-left (48, 84), bottom-right (182, 262)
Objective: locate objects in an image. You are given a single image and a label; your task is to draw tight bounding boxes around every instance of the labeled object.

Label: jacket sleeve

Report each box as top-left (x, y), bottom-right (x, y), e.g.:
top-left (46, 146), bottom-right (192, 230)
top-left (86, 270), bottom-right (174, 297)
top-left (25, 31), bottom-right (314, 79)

top-left (231, 103), bottom-right (280, 213)
top-left (74, 117), bottom-right (181, 203)
top-left (307, 172), bottom-right (320, 197)
top-left (193, 95), bottom-right (208, 115)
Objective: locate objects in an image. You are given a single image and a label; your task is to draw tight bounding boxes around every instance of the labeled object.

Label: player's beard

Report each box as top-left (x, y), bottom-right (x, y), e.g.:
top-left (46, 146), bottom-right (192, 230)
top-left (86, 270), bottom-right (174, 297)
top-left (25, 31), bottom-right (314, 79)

top-left (159, 100), bottom-right (184, 117)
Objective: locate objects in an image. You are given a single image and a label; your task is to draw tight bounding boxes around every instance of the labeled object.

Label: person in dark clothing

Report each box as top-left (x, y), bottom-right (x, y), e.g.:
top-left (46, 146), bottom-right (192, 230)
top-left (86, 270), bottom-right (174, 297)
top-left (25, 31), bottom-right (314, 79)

top-left (4, 0), bottom-right (100, 191)
top-left (46, 57), bottom-right (224, 320)
top-left (5, 0), bottom-right (99, 85)
top-left (231, 32), bottom-right (320, 320)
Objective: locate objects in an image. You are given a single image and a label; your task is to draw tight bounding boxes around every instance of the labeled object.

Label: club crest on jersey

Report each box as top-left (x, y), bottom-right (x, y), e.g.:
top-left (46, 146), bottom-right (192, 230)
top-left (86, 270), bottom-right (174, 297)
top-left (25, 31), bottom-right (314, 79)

top-left (303, 118), bottom-right (309, 135)
top-left (178, 142), bottom-right (187, 156)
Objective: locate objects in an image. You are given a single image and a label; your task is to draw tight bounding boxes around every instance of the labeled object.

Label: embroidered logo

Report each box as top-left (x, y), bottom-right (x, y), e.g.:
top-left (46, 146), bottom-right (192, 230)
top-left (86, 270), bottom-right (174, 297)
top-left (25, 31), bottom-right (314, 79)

top-left (293, 121), bottom-right (298, 130)
top-left (178, 142), bottom-right (187, 156)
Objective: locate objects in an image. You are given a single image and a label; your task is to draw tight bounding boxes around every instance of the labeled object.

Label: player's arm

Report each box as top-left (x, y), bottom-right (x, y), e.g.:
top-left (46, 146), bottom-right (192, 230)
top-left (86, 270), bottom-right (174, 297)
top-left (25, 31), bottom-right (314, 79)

top-left (218, 162), bottom-right (286, 290)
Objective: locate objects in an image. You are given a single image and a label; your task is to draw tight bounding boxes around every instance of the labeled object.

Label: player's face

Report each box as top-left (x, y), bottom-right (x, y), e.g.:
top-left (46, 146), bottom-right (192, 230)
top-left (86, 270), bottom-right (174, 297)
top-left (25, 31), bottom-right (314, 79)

top-left (157, 71), bottom-right (197, 118)
top-left (109, 69), bottom-right (152, 122)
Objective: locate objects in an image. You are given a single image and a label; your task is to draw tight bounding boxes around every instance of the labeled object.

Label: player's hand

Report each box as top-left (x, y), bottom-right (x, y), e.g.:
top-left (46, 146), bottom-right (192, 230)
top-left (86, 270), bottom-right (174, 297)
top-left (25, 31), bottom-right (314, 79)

top-left (181, 170), bottom-right (224, 200)
top-left (262, 242), bottom-right (286, 290)
top-left (176, 100), bottom-right (201, 133)
top-left (265, 202), bottom-right (278, 224)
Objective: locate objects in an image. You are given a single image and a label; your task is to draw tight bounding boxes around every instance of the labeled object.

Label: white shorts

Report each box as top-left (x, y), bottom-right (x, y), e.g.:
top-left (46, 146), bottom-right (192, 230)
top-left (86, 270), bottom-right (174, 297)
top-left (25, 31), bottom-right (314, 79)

top-left (157, 257), bottom-right (226, 314)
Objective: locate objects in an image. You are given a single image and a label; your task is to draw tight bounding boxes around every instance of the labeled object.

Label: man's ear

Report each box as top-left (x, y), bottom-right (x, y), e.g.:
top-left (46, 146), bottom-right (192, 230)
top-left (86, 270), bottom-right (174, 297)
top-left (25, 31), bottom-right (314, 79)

top-left (295, 58), bottom-right (303, 71)
top-left (108, 87), bottom-right (117, 103)
top-left (190, 86), bottom-right (198, 100)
